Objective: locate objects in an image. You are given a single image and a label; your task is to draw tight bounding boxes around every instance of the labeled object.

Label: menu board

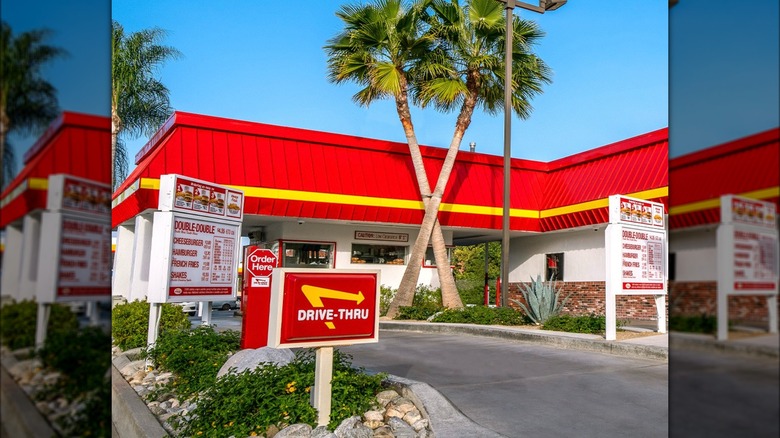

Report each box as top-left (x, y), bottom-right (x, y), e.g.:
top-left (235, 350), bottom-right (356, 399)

top-left (731, 228), bottom-right (778, 290)
top-left (619, 228), bottom-right (665, 291)
top-left (57, 216), bottom-right (112, 297)
top-left (47, 174), bottom-right (112, 214)
top-left (724, 195), bottom-right (777, 228)
top-left (168, 215), bottom-right (239, 297)
top-left (612, 196), bottom-right (665, 228)
top-left (159, 174), bottom-right (244, 221)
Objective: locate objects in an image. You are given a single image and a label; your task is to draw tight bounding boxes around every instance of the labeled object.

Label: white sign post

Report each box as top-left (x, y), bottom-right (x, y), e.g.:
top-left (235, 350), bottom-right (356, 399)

top-left (146, 175), bottom-right (244, 351)
top-left (35, 174), bottom-right (112, 347)
top-left (716, 195), bottom-right (778, 340)
top-left (605, 195), bottom-right (667, 340)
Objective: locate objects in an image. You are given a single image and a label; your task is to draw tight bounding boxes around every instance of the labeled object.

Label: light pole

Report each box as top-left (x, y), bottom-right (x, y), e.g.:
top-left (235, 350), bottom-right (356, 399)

top-left (496, 0), bottom-right (566, 307)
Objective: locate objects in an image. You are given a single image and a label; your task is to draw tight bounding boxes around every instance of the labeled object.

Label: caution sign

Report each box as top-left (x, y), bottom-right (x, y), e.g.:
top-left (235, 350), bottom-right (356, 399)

top-left (268, 269), bottom-right (380, 348)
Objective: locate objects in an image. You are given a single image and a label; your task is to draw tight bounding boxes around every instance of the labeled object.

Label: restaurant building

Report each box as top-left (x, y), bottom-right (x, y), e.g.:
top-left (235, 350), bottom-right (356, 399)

top-left (110, 111), bottom-right (669, 320)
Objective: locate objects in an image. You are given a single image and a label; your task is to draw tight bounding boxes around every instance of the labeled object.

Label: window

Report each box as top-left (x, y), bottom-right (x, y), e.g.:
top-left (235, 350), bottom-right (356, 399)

top-left (280, 241), bottom-right (334, 268)
top-left (351, 244), bottom-right (406, 265)
top-left (423, 246), bottom-right (453, 268)
top-left (545, 253), bottom-right (564, 281)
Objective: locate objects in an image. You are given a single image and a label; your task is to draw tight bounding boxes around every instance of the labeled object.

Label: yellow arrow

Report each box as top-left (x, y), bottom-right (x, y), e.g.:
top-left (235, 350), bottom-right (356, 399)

top-left (301, 285), bottom-right (364, 307)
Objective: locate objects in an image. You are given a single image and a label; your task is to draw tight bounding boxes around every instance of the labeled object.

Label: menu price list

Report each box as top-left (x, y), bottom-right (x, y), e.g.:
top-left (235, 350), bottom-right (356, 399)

top-left (620, 228), bottom-right (665, 290)
top-left (168, 217), bottom-right (238, 296)
top-left (58, 218), bottom-right (112, 296)
top-left (732, 229), bottom-right (778, 290)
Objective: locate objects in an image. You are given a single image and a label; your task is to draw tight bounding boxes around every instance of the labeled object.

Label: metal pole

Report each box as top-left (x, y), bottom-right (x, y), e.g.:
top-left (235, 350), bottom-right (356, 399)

top-left (501, 0), bottom-right (514, 308)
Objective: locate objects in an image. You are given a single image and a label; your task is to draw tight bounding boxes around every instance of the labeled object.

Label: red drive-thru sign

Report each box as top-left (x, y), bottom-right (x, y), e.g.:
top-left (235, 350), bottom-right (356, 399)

top-left (268, 269), bottom-right (380, 348)
top-left (241, 247), bottom-right (278, 349)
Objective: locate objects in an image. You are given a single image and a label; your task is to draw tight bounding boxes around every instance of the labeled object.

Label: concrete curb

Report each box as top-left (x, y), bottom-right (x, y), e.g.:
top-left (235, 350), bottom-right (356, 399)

top-left (380, 321), bottom-right (669, 361)
top-left (669, 332), bottom-right (779, 359)
top-left (383, 374), bottom-right (505, 438)
top-left (0, 362), bottom-right (56, 438)
top-left (111, 353), bottom-right (169, 438)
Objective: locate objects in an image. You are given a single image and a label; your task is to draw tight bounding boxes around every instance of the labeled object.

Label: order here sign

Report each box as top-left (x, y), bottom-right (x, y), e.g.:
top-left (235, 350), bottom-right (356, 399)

top-left (268, 269), bottom-right (380, 348)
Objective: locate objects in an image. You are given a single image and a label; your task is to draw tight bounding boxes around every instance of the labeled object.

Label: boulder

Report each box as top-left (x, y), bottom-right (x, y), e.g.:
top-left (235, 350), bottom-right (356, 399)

top-left (276, 423), bottom-right (312, 437)
top-left (217, 347), bottom-right (295, 378)
top-left (334, 416), bottom-right (373, 438)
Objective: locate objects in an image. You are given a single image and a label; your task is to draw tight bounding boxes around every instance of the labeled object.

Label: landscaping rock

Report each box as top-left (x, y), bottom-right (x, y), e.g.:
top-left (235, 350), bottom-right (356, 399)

top-left (312, 425), bottom-right (338, 438)
top-left (363, 409), bottom-right (385, 429)
top-left (275, 423), bottom-right (313, 437)
top-left (334, 415), bottom-right (373, 438)
top-left (372, 425), bottom-right (394, 438)
top-left (217, 347), bottom-right (295, 378)
top-left (387, 417), bottom-right (416, 438)
top-left (375, 389), bottom-right (399, 407)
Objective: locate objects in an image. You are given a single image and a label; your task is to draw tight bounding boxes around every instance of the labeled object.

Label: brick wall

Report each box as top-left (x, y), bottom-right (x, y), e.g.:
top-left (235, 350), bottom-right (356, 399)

top-left (669, 281), bottom-right (778, 324)
top-left (504, 280), bottom-right (777, 324)
top-left (506, 281), bottom-right (667, 321)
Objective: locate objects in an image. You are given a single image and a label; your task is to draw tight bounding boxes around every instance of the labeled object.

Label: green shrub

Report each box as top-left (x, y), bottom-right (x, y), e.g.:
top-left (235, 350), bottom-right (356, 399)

top-left (38, 325), bottom-right (111, 397)
top-left (36, 325), bottom-right (111, 437)
top-left (511, 276), bottom-right (573, 325)
top-left (396, 303), bottom-right (443, 320)
top-left (541, 314), bottom-right (624, 334)
top-left (0, 300), bottom-right (78, 350)
top-left (111, 300), bottom-right (190, 350)
top-left (431, 305), bottom-right (530, 325)
top-left (178, 350), bottom-right (385, 436)
top-left (669, 314), bottom-right (719, 333)
top-left (455, 279), bottom-right (496, 306)
top-left (144, 325), bottom-right (240, 398)
top-left (379, 285), bottom-right (396, 316)
top-left (412, 284), bottom-right (441, 307)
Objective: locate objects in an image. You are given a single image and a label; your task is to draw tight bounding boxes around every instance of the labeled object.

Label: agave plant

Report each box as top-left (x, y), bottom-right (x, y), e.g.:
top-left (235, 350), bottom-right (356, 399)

top-left (511, 275), bottom-right (573, 325)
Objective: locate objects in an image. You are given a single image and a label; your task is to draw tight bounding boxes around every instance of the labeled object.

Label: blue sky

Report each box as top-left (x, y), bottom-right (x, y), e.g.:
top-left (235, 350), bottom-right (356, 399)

top-left (108, 0), bottom-right (668, 168)
top-left (4, 1), bottom-right (778, 179)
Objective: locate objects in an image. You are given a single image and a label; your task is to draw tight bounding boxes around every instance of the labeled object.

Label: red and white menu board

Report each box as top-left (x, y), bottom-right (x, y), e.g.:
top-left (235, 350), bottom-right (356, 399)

top-left (158, 174), bottom-right (244, 221)
top-left (47, 174), bottom-right (112, 214)
top-left (718, 195), bottom-right (778, 294)
top-left (723, 195), bottom-right (777, 228)
top-left (57, 217), bottom-right (112, 297)
top-left (147, 211), bottom-right (242, 302)
top-left (168, 215), bottom-right (239, 297)
top-left (609, 195), bottom-right (665, 228)
top-left (617, 228), bottom-right (666, 291)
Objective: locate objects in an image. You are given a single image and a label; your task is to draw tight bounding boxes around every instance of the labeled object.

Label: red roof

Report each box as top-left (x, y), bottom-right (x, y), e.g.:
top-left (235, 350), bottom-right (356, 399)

top-left (668, 128), bottom-right (779, 229)
top-left (112, 111), bottom-right (669, 231)
top-left (0, 112), bottom-right (110, 227)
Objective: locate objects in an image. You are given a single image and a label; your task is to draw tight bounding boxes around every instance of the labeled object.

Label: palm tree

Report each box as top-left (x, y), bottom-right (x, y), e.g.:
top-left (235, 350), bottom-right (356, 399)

top-left (386, 0), bottom-right (551, 317)
top-left (112, 21), bottom-right (180, 189)
top-left (325, 0), bottom-right (463, 310)
top-left (0, 22), bottom-right (65, 189)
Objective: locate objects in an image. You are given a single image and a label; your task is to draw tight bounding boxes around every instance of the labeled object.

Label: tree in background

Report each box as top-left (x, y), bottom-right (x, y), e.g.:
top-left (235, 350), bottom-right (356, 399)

top-left (0, 22), bottom-right (65, 189)
top-left (325, 0), bottom-right (463, 310)
top-left (395, 0), bottom-right (551, 317)
top-left (111, 21), bottom-right (180, 189)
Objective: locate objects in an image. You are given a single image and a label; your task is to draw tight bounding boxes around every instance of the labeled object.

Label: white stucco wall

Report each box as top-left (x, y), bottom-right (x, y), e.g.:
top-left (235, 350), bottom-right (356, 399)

top-left (509, 228), bottom-right (606, 282)
top-left (258, 221), bottom-right (451, 289)
top-left (668, 227), bottom-right (717, 281)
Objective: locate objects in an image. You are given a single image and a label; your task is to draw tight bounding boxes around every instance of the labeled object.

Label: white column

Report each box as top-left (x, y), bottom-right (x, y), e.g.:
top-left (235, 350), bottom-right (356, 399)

top-left (716, 288), bottom-right (729, 341)
top-left (19, 214), bottom-right (42, 301)
top-left (146, 302), bottom-right (162, 368)
top-left (767, 295), bottom-right (778, 334)
top-left (130, 214), bottom-right (154, 302)
top-left (655, 294), bottom-right (666, 333)
top-left (312, 346), bottom-right (334, 427)
top-left (112, 224), bottom-right (135, 301)
top-left (1, 224), bottom-right (24, 301)
top-left (605, 292), bottom-right (617, 341)
top-left (34, 302), bottom-right (51, 349)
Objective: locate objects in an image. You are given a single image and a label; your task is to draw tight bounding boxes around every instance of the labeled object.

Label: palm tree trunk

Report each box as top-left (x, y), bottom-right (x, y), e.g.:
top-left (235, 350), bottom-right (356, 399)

top-left (387, 85), bottom-right (480, 318)
top-left (0, 106), bottom-right (9, 189)
top-left (386, 76), bottom-right (463, 318)
top-left (111, 110), bottom-right (120, 189)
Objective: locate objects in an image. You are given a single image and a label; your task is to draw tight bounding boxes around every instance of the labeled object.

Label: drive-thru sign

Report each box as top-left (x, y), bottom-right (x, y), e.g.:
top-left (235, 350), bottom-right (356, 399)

top-left (268, 268), bottom-right (380, 427)
top-left (268, 269), bottom-right (380, 348)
